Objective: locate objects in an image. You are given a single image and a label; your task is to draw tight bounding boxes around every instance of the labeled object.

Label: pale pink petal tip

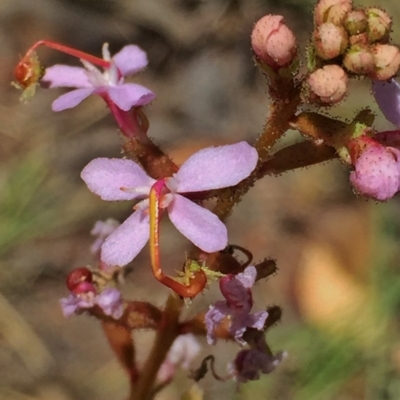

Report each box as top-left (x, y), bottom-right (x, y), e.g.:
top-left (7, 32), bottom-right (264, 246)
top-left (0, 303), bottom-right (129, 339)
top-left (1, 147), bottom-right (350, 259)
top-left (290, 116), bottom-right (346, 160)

top-left (174, 141), bottom-right (258, 193)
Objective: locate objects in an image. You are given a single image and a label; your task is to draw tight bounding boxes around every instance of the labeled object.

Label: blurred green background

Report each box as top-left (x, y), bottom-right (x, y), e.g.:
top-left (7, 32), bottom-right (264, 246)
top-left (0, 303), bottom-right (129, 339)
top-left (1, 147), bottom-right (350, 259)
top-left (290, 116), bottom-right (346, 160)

top-left (2, 0), bottom-right (400, 399)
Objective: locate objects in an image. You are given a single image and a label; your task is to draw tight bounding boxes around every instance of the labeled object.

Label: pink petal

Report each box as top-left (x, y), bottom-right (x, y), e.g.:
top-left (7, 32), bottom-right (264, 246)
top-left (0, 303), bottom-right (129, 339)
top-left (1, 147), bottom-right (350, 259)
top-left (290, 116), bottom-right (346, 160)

top-left (52, 88), bottom-right (94, 111)
top-left (236, 266), bottom-right (257, 288)
top-left (173, 142), bottom-right (258, 193)
top-left (81, 158), bottom-right (155, 201)
top-left (101, 210), bottom-right (150, 266)
top-left (42, 65), bottom-right (92, 88)
top-left (112, 45), bottom-right (148, 76)
top-left (107, 84), bottom-right (155, 111)
top-left (350, 146), bottom-right (400, 201)
top-left (168, 194), bottom-right (227, 252)
top-left (372, 79), bottom-right (400, 127)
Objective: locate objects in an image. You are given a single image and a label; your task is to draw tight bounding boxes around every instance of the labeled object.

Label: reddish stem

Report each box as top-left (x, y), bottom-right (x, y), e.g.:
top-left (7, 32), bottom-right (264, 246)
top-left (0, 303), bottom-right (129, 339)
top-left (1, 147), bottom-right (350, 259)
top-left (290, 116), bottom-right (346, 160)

top-left (27, 40), bottom-right (111, 68)
top-left (149, 180), bottom-right (207, 298)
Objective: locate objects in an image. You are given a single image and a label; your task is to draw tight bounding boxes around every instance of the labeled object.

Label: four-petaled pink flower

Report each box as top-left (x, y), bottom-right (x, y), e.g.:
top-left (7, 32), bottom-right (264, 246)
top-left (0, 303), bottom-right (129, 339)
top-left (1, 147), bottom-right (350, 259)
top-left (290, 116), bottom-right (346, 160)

top-left (81, 142), bottom-right (258, 267)
top-left (205, 265), bottom-right (269, 345)
top-left (41, 43), bottom-right (155, 112)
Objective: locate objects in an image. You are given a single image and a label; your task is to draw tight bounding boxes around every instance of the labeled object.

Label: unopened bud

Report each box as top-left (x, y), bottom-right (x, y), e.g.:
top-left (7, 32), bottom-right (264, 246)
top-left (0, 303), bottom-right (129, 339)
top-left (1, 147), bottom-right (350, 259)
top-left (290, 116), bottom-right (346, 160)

top-left (313, 23), bottom-right (348, 60)
top-left (367, 7), bottom-right (392, 43)
top-left (344, 9), bottom-right (367, 35)
top-left (349, 32), bottom-right (368, 46)
top-left (369, 44), bottom-right (400, 81)
top-left (306, 65), bottom-right (348, 104)
top-left (66, 267), bottom-right (93, 292)
top-left (251, 14), bottom-right (297, 70)
top-left (314, 0), bottom-right (353, 26)
top-left (343, 44), bottom-right (374, 74)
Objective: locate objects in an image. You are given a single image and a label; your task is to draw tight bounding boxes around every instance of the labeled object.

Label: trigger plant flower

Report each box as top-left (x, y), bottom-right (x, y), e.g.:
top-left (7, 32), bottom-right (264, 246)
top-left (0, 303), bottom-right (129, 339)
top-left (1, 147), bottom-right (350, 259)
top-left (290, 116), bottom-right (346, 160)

top-left (205, 266), bottom-right (269, 345)
top-left (41, 43), bottom-right (155, 112)
top-left (81, 141), bottom-right (258, 268)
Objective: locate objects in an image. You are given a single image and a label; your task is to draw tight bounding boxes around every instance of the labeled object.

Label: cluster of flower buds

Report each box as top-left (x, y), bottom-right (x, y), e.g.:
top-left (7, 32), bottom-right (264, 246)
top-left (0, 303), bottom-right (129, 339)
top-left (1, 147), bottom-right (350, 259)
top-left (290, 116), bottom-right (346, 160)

top-left (306, 0), bottom-right (400, 104)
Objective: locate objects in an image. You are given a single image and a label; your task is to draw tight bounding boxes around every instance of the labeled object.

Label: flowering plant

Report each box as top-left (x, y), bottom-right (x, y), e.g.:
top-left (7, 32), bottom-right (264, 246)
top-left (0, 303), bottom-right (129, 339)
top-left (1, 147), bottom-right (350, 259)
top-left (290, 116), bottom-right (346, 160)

top-left (12, 0), bottom-right (400, 398)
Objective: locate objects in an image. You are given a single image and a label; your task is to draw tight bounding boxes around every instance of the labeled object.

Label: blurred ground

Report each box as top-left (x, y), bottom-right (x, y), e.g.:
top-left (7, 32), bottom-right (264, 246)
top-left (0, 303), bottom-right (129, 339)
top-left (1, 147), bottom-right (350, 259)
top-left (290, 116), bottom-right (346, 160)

top-left (2, 0), bottom-right (400, 399)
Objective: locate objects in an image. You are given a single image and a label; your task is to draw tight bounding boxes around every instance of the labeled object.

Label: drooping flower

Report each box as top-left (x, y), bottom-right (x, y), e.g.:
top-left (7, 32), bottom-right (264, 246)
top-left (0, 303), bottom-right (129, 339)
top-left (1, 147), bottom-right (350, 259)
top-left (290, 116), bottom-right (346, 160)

top-left (228, 331), bottom-right (286, 383)
top-left (41, 43), bottom-right (155, 112)
top-left (372, 79), bottom-right (400, 127)
top-left (157, 334), bottom-right (201, 383)
top-left (81, 141), bottom-right (258, 267)
top-left (205, 266), bottom-right (269, 345)
top-left (348, 135), bottom-right (400, 201)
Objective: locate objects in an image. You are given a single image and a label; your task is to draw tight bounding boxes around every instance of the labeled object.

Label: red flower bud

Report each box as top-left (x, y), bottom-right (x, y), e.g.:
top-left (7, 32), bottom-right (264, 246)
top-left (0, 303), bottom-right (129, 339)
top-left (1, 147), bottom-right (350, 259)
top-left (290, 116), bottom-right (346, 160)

top-left (369, 44), bottom-right (400, 81)
top-left (313, 22), bottom-right (348, 60)
top-left (314, 0), bottom-right (353, 26)
top-left (306, 65), bottom-right (348, 104)
top-left (66, 267), bottom-right (93, 293)
top-left (251, 15), bottom-right (297, 70)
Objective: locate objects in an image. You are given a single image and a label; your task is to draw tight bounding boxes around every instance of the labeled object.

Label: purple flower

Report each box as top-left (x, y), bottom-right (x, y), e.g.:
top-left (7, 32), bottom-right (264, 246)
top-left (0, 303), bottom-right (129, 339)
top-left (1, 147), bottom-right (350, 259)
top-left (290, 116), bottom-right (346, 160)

top-left (41, 43), bottom-right (155, 112)
top-left (372, 79), bottom-right (400, 127)
top-left (205, 266), bottom-right (269, 345)
top-left (81, 142), bottom-right (258, 267)
top-left (349, 136), bottom-right (400, 201)
top-left (95, 287), bottom-right (124, 319)
top-left (60, 292), bottom-right (95, 318)
top-left (60, 282), bottom-right (123, 320)
top-left (230, 348), bottom-right (286, 383)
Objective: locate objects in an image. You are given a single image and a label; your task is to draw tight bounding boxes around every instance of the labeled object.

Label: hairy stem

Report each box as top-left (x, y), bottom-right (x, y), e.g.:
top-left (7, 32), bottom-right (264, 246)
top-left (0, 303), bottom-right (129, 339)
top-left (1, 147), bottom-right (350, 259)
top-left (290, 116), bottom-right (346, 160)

top-left (131, 293), bottom-right (183, 400)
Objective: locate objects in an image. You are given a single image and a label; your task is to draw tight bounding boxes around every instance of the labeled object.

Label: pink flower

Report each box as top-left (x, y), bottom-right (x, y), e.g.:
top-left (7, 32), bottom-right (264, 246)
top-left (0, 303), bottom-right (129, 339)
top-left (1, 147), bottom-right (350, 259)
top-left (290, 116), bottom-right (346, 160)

top-left (372, 79), bottom-right (400, 127)
top-left (81, 142), bottom-right (258, 267)
top-left (41, 43), bottom-right (155, 112)
top-left (349, 135), bottom-right (400, 201)
top-left (205, 266), bottom-right (269, 345)
top-left (157, 334), bottom-right (201, 383)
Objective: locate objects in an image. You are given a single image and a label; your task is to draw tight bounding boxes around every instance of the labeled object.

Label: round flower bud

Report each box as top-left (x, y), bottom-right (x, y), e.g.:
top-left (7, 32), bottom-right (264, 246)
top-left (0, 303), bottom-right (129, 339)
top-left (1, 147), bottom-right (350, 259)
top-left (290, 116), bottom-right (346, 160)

top-left (313, 23), bottom-right (348, 60)
top-left (367, 7), bottom-right (392, 43)
top-left (66, 267), bottom-right (93, 292)
top-left (306, 65), bottom-right (348, 104)
top-left (251, 14), bottom-right (297, 70)
top-left (344, 9), bottom-right (367, 35)
top-left (314, 0), bottom-right (353, 26)
top-left (369, 44), bottom-right (400, 81)
top-left (343, 44), bottom-right (374, 74)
